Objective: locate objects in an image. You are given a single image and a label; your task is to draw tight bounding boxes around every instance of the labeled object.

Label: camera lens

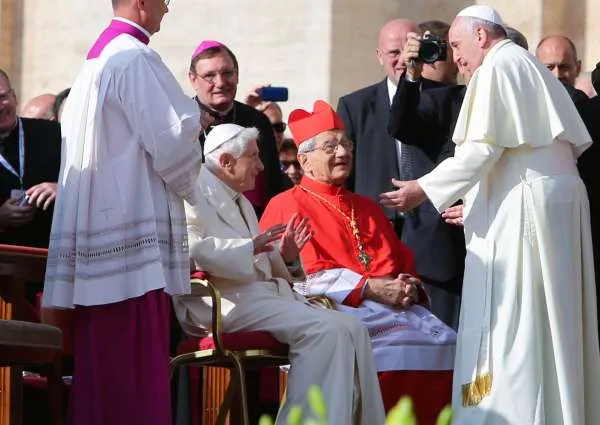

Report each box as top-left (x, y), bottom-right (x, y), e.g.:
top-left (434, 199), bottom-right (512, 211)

top-left (419, 40), bottom-right (440, 64)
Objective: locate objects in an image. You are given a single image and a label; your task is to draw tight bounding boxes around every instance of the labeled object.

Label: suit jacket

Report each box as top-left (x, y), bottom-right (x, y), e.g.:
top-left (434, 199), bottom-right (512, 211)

top-left (387, 80), bottom-right (466, 292)
top-left (336, 78), bottom-right (444, 220)
top-left (198, 100), bottom-right (290, 209)
top-left (0, 118), bottom-right (61, 247)
top-left (174, 166), bottom-right (302, 336)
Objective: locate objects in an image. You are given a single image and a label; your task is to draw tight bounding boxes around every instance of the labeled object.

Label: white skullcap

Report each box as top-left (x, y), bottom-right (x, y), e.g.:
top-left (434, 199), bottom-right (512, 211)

top-left (456, 5), bottom-right (506, 29)
top-left (204, 123), bottom-right (245, 155)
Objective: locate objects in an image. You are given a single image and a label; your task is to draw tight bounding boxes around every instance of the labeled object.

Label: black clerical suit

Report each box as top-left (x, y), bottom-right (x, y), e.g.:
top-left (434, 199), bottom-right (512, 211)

top-left (0, 117), bottom-right (61, 248)
top-left (388, 79), bottom-right (466, 328)
top-left (336, 77), bottom-right (445, 234)
top-left (196, 99), bottom-right (290, 217)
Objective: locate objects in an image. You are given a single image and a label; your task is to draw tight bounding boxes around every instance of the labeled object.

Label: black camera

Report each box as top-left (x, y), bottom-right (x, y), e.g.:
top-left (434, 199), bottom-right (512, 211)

top-left (418, 34), bottom-right (448, 64)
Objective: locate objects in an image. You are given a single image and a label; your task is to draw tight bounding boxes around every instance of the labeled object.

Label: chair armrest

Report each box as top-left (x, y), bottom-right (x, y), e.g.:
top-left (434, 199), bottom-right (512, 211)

top-left (306, 295), bottom-right (336, 310)
top-left (190, 278), bottom-right (228, 355)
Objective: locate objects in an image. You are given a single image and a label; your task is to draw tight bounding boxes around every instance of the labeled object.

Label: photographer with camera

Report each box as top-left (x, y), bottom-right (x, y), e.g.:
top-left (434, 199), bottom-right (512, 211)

top-left (384, 25), bottom-right (466, 330)
top-left (416, 21), bottom-right (458, 85)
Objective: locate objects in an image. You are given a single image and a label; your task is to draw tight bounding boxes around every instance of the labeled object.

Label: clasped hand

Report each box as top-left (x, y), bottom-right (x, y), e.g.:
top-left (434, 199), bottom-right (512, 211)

top-left (365, 273), bottom-right (421, 309)
top-left (253, 213), bottom-right (313, 263)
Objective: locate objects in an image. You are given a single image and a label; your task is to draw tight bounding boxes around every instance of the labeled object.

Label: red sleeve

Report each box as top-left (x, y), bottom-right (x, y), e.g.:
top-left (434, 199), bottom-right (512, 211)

top-left (260, 195), bottom-right (286, 231)
top-left (342, 275), bottom-right (368, 307)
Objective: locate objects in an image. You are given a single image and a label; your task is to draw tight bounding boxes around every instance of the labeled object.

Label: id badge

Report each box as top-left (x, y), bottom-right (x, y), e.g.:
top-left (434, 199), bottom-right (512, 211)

top-left (10, 189), bottom-right (25, 200)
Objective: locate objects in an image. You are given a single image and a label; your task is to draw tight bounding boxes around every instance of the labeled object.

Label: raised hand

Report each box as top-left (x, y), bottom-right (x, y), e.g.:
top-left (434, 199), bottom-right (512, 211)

top-left (253, 223), bottom-right (286, 255)
top-left (280, 213), bottom-right (313, 263)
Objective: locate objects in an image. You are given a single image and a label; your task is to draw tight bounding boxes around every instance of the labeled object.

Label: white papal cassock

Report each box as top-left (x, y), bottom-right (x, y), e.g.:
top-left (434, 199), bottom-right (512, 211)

top-left (43, 21), bottom-right (202, 308)
top-left (418, 39), bottom-right (600, 425)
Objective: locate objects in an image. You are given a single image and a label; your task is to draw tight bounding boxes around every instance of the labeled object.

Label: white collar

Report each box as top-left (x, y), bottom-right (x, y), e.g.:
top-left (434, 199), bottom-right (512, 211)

top-left (112, 17), bottom-right (151, 40)
top-left (386, 78), bottom-right (398, 105)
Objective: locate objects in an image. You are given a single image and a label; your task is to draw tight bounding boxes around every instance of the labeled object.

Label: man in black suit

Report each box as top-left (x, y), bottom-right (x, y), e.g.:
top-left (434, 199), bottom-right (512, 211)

top-left (336, 19), bottom-right (447, 237)
top-left (188, 41), bottom-right (288, 218)
top-left (0, 69), bottom-right (61, 248)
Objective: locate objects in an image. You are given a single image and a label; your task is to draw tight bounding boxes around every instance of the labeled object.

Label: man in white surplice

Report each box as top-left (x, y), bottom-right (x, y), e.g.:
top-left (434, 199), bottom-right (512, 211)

top-left (42, 1), bottom-right (203, 424)
top-left (173, 124), bottom-right (386, 425)
top-left (380, 5), bottom-right (600, 425)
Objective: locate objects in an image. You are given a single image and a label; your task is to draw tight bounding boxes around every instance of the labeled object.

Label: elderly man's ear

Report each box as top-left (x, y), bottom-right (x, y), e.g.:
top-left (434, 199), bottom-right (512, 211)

top-left (297, 153), bottom-right (308, 169)
top-left (218, 153), bottom-right (235, 169)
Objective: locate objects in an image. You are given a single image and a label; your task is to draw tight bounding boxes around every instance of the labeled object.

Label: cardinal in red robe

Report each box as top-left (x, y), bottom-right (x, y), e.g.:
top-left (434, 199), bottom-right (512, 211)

top-left (260, 100), bottom-right (456, 424)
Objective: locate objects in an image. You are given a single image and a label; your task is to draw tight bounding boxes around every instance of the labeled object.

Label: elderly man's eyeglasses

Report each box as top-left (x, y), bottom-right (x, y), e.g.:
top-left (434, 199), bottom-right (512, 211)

top-left (0, 89), bottom-right (14, 105)
top-left (306, 139), bottom-right (354, 155)
top-left (272, 122), bottom-right (287, 133)
top-left (198, 69), bottom-right (236, 85)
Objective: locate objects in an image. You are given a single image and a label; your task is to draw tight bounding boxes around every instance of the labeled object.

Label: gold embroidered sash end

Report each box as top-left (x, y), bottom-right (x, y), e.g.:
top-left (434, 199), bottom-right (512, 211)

top-left (461, 373), bottom-right (492, 407)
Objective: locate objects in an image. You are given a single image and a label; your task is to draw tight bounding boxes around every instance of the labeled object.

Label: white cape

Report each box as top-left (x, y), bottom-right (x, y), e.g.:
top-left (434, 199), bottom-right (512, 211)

top-left (43, 33), bottom-right (201, 308)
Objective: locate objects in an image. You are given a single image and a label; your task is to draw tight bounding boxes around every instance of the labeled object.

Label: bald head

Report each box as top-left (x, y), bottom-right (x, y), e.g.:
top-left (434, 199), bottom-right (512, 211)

top-left (21, 94), bottom-right (57, 120)
top-left (536, 35), bottom-right (581, 86)
top-left (377, 19), bottom-right (417, 84)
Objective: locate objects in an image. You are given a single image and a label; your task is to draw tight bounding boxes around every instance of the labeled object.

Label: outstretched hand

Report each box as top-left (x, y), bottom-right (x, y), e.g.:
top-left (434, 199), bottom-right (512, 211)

top-left (379, 179), bottom-right (428, 213)
top-left (253, 224), bottom-right (286, 255)
top-left (280, 213), bottom-right (313, 263)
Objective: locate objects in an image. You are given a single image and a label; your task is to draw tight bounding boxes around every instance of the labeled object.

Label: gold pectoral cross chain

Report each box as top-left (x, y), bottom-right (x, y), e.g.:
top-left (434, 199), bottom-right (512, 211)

top-left (300, 185), bottom-right (371, 270)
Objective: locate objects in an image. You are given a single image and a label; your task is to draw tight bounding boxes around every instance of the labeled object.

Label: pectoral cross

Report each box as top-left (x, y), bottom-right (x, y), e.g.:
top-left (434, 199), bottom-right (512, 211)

top-left (350, 217), bottom-right (371, 270)
top-left (358, 250), bottom-right (372, 270)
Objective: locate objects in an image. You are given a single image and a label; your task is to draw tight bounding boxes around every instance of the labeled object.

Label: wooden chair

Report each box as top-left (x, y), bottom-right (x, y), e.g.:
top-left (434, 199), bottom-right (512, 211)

top-left (0, 245), bottom-right (64, 425)
top-left (171, 273), bottom-right (290, 425)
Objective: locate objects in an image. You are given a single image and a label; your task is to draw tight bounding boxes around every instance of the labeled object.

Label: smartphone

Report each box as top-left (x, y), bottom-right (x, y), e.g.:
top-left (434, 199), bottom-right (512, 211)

top-left (260, 87), bottom-right (289, 102)
top-left (18, 194), bottom-right (30, 207)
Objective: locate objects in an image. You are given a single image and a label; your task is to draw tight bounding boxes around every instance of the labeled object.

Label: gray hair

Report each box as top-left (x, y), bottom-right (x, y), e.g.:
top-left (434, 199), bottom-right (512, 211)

top-left (297, 138), bottom-right (316, 153)
top-left (462, 17), bottom-right (507, 40)
top-left (505, 26), bottom-right (529, 50)
top-left (205, 127), bottom-right (259, 171)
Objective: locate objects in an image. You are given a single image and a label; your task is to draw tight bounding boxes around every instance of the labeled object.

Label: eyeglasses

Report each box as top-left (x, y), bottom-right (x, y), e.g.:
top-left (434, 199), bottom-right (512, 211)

top-left (272, 122), bottom-right (287, 133)
top-left (280, 159), bottom-right (300, 170)
top-left (0, 89), bottom-right (14, 105)
top-left (197, 69), bottom-right (236, 85)
top-left (306, 139), bottom-right (354, 155)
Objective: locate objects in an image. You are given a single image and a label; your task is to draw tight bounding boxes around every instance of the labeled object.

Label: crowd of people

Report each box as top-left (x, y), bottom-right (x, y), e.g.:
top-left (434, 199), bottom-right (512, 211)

top-left (2, 0), bottom-right (600, 424)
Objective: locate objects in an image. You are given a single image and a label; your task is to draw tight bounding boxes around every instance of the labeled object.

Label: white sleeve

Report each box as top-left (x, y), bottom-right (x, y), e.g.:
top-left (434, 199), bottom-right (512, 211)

top-left (418, 141), bottom-right (504, 212)
top-left (295, 268), bottom-right (363, 304)
top-left (186, 200), bottom-right (256, 282)
top-left (119, 52), bottom-right (202, 204)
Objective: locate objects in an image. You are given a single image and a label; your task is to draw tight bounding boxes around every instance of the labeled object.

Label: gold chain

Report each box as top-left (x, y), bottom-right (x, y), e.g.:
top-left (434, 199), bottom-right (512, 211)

top-left (299, 185), bottom-right (371, 270)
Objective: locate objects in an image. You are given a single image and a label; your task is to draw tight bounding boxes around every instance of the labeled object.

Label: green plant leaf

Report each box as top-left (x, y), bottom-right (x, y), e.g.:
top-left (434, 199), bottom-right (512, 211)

top-left (435, 406), bottom-right (452, 425)
top-left (385, 396), bottom-right (416, 425)
top-left (259, 414), bottom-right (275, 425)
top-left (287, 405), bottom-right (304, 425)
top-left (307, 385), bottom-right (328, 421)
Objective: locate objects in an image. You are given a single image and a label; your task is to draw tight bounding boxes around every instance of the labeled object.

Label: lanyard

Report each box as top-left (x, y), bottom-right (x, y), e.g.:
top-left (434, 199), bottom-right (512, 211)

top-left (0, 118), bottom-right (25, 189)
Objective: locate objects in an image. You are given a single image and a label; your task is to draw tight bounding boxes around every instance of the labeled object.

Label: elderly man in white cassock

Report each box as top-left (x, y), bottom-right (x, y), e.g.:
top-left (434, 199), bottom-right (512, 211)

top-left (173, 123), bottom-right (386, 425)
top-left (380, 5), bottom-right (600, 425)
top-left (42, 0), bottom-right (204, 424)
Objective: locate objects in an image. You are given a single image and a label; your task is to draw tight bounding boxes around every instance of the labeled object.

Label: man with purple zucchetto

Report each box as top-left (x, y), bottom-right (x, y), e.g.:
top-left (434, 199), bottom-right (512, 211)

top-left (42, 0), bottom-right (207, 423)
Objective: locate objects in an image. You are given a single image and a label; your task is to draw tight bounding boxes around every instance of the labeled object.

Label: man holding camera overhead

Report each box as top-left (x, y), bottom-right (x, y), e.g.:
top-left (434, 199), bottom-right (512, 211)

top-left (337, 21), bottom-right (448, 237)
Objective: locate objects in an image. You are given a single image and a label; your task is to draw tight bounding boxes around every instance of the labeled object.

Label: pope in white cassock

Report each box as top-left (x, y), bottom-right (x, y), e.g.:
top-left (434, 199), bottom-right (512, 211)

top-left (42, 1), bottom-right (203, 424)
top-left (173, 123), bottom-right (386, 425)
top-left (380, 5), bottom-right (600, 425)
